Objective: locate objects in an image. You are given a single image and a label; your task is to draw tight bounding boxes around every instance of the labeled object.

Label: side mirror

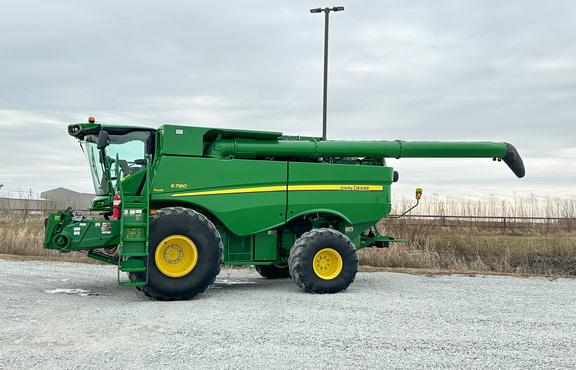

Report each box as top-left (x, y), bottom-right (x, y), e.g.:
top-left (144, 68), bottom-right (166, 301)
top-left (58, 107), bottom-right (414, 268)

top-left (387, 187), bottom-right (423, 219)
top-left (415, 188), bottom-right (422, 200)
top-left (97, 130), bottom-right (109, 150)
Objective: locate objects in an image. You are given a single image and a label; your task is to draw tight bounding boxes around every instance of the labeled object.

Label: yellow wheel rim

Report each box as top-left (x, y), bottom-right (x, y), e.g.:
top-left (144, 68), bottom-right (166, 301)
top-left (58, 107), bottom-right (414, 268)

top-left (313, 248), bottom-right (343, 280)
top-left (155, 235), bottom-right (198, 277)
top-left (272, 263), bottom-right (288, 269)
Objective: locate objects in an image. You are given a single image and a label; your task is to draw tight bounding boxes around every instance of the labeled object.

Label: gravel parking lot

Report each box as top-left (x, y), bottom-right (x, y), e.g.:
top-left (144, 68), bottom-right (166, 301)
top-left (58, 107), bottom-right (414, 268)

top-left (1, 258), bottom-right (575, 369)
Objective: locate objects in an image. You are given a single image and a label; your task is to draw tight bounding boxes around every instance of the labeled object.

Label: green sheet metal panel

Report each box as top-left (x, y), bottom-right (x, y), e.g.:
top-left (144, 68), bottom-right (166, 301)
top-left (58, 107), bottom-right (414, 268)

top-left (158, 125), bottom-right (211, 157)
top-left (158, 124), bottom-right (284, 157)
top-left (286, 162), bottom-right (393, 225)
top-left (224, 233), bottom-right (253, 262)
top-left (150, 156), bottom-right (288, 236)
top-left (253, 230), bottom-right (278, 261)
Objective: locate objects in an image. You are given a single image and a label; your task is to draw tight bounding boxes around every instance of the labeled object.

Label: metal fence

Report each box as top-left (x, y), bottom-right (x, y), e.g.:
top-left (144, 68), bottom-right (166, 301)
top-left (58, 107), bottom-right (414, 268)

top-left (2, 208), bottom-right (575, 232)
top-left (0, 209), bottom-right (101, 218)
top-left (388, 214), bottom-right (576, 232)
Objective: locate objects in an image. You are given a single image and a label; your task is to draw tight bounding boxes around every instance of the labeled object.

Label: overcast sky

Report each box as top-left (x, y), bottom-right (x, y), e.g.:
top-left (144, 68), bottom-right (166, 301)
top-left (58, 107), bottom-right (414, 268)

top-left (1, 0), bottom-right (575, 201)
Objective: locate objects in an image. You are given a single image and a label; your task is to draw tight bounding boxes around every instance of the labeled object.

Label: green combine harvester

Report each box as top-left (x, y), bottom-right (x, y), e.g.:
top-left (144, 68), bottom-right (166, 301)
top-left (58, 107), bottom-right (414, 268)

top-left (44, 118), bottom-right (525, 300)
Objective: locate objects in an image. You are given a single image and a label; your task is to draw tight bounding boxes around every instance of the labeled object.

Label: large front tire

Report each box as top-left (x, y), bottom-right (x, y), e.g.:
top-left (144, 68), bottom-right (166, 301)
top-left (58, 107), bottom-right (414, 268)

top-left (140, 207), bottom-right (223, 300)
top-left (288, 228), bottom-right (358, 293)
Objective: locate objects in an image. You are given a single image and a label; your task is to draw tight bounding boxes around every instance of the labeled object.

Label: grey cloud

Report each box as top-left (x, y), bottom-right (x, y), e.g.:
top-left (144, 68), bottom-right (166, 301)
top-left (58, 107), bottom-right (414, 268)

top-left (0, 0), bottom-right (574, 200)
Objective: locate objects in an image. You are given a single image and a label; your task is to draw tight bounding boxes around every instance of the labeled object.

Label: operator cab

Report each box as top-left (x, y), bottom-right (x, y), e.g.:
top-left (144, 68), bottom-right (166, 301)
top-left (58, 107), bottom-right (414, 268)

top-left (72, 122), bottom-right (155, 196)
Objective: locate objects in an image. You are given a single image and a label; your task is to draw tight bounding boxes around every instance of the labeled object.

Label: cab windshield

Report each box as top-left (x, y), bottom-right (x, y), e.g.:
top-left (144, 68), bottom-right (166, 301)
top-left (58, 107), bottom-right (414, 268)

top-left (84, 130), bottom-right (153, 195)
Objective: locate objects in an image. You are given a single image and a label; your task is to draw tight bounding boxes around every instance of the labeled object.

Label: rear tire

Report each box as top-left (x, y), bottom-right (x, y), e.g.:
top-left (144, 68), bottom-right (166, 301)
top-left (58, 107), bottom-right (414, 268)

top-left (288, 228), bottom-right (358, 293)
top-left (138, 207), bottom-right (223, 300)
top-left (255, 264), bottom-right (291, 279)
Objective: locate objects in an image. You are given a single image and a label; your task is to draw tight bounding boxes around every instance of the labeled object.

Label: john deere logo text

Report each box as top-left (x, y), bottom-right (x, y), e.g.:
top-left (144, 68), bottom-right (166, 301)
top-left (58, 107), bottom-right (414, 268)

top-left (340, 185), bottom-right (370, 191)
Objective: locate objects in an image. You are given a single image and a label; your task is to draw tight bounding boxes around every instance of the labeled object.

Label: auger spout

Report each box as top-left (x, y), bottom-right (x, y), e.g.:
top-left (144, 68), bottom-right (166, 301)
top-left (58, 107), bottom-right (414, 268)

top-left (205, 138), bottom-right (525, 178)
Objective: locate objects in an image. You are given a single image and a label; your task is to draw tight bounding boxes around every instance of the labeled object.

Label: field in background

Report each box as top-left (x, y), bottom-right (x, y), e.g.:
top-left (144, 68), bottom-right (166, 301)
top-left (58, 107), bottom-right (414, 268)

top-left (359, 194), bottom-right (576, 276)
top-left (1, 193), bottom-right (575, 276)
top-left (0, 216), bottom-right (92, 262)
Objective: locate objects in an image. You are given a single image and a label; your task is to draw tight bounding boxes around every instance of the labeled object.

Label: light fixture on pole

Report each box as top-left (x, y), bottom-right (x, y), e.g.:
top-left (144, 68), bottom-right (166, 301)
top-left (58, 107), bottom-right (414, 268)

top-left (310, 6), bottom-right (344, 140)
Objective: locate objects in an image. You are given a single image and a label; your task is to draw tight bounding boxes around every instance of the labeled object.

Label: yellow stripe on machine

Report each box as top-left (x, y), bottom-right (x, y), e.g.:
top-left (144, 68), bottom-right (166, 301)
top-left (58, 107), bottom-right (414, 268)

top-left (289, 185), bottom-right (383, 192)
top-left (171, 186), bottom-right (285, 197)
top-left (171, 184), bottom-right (383, 197)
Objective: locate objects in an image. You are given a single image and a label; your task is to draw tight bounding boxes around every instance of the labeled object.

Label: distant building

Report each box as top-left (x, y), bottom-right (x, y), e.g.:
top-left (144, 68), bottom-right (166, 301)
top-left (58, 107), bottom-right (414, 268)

top-left (40, 188), bottom-right (95, 210)
top-left (0, 197), bottom-right (50, 212)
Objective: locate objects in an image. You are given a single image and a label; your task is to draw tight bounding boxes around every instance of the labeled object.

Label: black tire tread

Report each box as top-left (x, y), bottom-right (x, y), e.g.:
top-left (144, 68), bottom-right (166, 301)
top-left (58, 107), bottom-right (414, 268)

top-left (255, 264), bottom-right (291, 279)
top-left (288, 228), bottom-right (358, 293)
top-left (137, 206), bottom-right (223, 300)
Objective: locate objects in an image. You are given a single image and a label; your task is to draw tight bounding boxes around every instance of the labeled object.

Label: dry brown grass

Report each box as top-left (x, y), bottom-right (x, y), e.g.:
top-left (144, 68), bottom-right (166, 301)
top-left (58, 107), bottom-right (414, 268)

top-left (391, 192), bottom-right (576, 219)
top-left (358, 195), bottom-right (576, 277)
top-left (2, 194), bottom-right (576, 277)
top-left (0, 215), bottom-right (93, 262)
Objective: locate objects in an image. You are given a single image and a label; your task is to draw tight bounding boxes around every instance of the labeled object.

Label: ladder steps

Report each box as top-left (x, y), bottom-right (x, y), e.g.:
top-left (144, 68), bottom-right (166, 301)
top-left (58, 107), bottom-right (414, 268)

top-left (120, 259), bottom-right (145, 268)
top-left (120, 266), bottom-right (147, 272)
top-left (121, 252), bottom-right (148, 257)
top-left (116, 156), bottom-right (150, 288)
top-left (119, 281), bottom-right (146, 287)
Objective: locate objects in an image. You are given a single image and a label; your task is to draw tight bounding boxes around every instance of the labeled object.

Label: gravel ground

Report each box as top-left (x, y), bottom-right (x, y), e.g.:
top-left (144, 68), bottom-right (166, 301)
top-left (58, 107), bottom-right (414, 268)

top-left (1, 258), bottom-right (575, 369)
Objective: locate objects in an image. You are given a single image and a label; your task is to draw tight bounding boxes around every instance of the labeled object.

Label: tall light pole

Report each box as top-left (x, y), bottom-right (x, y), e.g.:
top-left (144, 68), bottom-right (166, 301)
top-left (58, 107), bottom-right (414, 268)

top-left (310, 6), bottom-right (344, 140)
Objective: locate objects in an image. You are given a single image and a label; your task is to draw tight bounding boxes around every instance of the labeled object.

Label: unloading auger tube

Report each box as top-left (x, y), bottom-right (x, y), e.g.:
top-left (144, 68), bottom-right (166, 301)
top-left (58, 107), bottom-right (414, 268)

top-left (205, 138), bottom-right (525, 178)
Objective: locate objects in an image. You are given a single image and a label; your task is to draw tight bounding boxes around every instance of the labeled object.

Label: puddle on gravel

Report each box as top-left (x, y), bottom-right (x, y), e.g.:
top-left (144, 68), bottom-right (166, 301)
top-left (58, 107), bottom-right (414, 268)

top-left (43, 288), bottom-right (110, 297)
top-left (210, 278), bottom-right (256, 288)
top-left (44, 279), bottom-right (70, 282)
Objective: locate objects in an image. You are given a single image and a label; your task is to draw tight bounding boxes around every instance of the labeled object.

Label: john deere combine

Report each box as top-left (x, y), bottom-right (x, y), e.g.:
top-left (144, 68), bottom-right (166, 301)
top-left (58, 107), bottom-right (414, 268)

top-left (44, 119), bottom-right (525, 300)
